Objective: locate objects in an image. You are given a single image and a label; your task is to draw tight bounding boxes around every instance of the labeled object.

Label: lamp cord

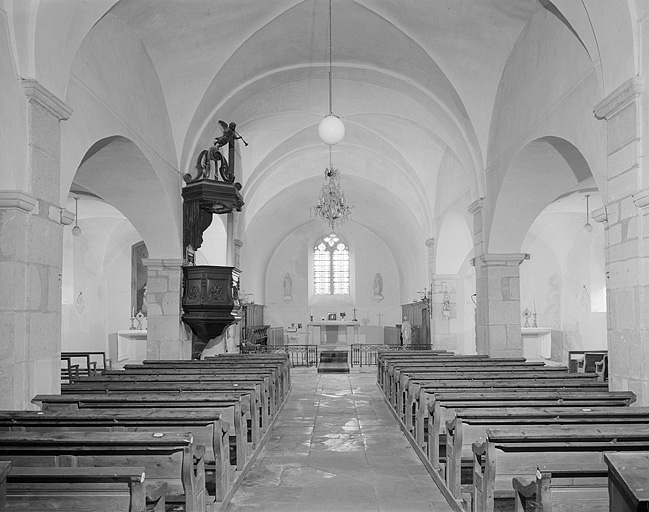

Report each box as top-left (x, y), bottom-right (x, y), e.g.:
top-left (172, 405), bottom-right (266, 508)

top-left (328, 0), bottom-right (333, 115)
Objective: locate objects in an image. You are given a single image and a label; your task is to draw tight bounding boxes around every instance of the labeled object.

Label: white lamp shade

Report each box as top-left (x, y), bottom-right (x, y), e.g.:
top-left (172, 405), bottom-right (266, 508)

top-left (318, 115), bottom-right (345, 145)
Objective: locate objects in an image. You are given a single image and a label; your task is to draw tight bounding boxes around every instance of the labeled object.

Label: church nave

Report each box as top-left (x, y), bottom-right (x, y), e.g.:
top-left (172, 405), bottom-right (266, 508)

top-left (227, 368), bottom-right (452, 512)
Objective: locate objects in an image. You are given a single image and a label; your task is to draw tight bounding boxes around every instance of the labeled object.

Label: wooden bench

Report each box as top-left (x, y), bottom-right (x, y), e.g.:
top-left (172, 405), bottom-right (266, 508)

top-left (6, 466), bottom-right (167, 512)
top-left (118, 366), bottom-right (286, 410)
top-left (378, 355), bottom-right (526, 390)
top-left (401, 371), bottom-right (603, 427)
top-left (472, 425), bottom-right (649, 512)
top-left (137, 359), bottom-right (290, 400)
top-left (0, 461), bottom-right (9, 512)
top-left (425, 391), bottom-right (637, 473)
top-left (32, 392), bottom-right (250, 472)
top-left (604, 452), bottom-right (649, 512)
top-left (411, 379), bottom-right (617, 445)
top-left (399, 372), bottom-right (605, 432)
top-left (61, 380), bottom-right (266, 445)
top-left (0, 431), bottom-right (206, 512)
top-left (568, 350), bottom-right (607, 373)
top-left (512, 462), bottom-right (609, 512)
top-left (395, 369), bottom-right (599, 416)
top-left (444, 407), bottom-right (649, 504)
top-left (97, 371), bottom-right (277, 418)
top-left (61, 351), bottom-right (110, 382)
top-left (379, 356), bottom-right (529, 397)
top-left (0, 408), bottom-right (231, 503)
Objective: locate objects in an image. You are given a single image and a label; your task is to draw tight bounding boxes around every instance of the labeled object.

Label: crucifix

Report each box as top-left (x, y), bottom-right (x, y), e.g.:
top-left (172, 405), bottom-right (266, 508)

top-left (352, 308), bottom-right (358, 321)
top-left (376, 312), bottom-right (383, 326)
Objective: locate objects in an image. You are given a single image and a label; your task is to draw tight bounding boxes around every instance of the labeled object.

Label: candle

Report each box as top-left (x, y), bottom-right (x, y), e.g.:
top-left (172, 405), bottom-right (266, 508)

top-left (310, 309), bottom-right (313, 317)
top-left (131, 307), bottom-right (135, 317)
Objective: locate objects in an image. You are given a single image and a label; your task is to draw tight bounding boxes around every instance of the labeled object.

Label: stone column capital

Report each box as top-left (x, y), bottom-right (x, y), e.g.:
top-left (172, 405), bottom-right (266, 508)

top-left (633, 188), bottom-right (649, 209)
top-left (594, 76), bottom-right (643, 120)
top-left (468, 198), bottom-right (484, 216)
top-left (234, 239), bottom-right (243, 248)
top-left (60, 208), bottom-right (75, 225)
top-left (0, 190), bottom-right (37, 212)
top-left (425, 237), bottom-right (435, 248)
top-left (472, 253), bottom-right (530, 267)
top-left (20, 79), bottom-right (72, 121)
top-left (591, 205), bottom-right (608, 223)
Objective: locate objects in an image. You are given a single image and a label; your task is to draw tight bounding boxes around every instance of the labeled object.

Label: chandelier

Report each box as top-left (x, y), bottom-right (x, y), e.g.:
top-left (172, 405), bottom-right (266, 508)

top-left (312, 149), bottom-right (353, 229)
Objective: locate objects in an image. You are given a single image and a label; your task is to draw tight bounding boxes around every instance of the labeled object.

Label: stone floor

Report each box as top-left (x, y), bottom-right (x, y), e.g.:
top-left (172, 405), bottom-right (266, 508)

top-left (225, 367), bottom-right (454, 512)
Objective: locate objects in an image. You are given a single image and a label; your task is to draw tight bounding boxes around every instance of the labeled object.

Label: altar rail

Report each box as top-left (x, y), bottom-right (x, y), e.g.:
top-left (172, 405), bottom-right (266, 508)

top-left (351, 344), bottom-right (434, 367)
top-left (244, 344), bottom-right (318, 367)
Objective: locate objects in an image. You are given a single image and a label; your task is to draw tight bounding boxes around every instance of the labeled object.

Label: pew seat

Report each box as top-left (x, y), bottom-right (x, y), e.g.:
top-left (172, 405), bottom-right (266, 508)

top-left (6, 466), bottom-right (167, 512)
top-left (0, 431), bottom-right (206, 512)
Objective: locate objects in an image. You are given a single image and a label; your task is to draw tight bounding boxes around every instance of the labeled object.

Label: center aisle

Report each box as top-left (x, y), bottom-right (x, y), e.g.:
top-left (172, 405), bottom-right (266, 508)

top-left (225, 367), bottom-right (454, 512)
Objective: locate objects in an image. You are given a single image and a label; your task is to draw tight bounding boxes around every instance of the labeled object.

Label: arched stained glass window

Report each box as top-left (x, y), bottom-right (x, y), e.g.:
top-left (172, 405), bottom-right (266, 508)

top-left (314, 233), bottom-right (349, 295)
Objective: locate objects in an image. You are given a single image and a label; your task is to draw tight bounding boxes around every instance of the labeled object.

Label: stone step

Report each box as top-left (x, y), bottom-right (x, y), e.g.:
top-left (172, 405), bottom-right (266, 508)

top-left (317, 362), bottom-right (350, 373)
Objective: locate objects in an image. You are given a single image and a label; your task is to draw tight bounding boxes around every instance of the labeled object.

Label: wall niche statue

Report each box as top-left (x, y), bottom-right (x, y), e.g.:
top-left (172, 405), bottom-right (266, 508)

top-left (373, 272), bottom-right (383, 302)
top-left (283, 273), bottom-right (292, 302)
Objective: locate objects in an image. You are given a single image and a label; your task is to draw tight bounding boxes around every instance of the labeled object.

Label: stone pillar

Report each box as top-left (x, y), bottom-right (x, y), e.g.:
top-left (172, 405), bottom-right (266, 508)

top-left (0, 80), bottom-right (72, 409)
top-left (472, 253), bottom-right (529, 358)
top-left (594, 76), bottom-right (649, 402)
top-left (425, 238), bottom-right (435, 285)
top-left (234, 239), bottom-right (243, 269)
top-left (468, 199), bottom-right (485, 353)
top-left (431, 274), bottom-right (459, 351)
top-left (424, 238), bottom-right (435, 346)
top-left (142, 258), bottom-right (191, 360)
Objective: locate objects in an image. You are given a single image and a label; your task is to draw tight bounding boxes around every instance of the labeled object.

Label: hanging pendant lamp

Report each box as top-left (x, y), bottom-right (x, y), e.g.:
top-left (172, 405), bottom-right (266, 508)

top-left (318, 0), bottom-right (345, 145)
top-left (72, 196), bottom-right (82, 236)
top-left (583, 194), bottom-right (593, 233)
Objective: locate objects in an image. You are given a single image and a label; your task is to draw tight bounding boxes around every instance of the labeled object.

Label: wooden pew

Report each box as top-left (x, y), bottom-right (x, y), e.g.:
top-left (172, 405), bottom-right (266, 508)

top-left (425, 391), bottom-right (636, 473)
top-left (604, 452), bottom-right (649, 512)
top-left (401, 370), bottom-right (602, 426)
top-left (399, 372), bottom-right (604, 432)
top-left (32, 392), bottom-right (250, 472)
top-left (395, 369), bottom-right (599, 416)
top-left (378, 354), bottom-right (525, 389)
top-left (0, 409), bottom-right (230, 503)
top-left (379, 355), bottom-right (530, 397)
top-left (411, 379), bottom-right (616, 445)
top-left (512, 463), bottom-right (609, 512)
top-left (444, 406), bottom-right (649, 504)
top-left (0, 431), bottom-right (206, 512)
top-left (116, 366), bottom-right (286, 411)
top-left (471, 425), bottom-right (649, 512)
top-left (0, 461), bottom-right (9, 512)
top-left (61, 380), bottom-right (266, 445)
top-left (137, 359), bottom-right (289, 401)
top-left (6, 466), bottom-right (167, 512)
top-left (95, 372), bottom-right (277, 418)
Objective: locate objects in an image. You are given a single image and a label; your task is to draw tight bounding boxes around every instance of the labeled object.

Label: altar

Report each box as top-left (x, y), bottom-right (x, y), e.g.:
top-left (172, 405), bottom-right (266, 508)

top-left (307, 321), bottom-right (360, 347)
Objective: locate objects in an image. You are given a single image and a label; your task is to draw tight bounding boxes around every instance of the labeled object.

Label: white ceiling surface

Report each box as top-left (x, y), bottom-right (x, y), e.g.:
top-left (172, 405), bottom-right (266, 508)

top-left (96, 0), bottom-right (547, 246)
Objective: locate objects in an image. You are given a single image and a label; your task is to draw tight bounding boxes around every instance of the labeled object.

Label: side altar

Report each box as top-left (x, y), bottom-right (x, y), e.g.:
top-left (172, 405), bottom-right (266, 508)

top-left (307, 321), bottom-right (360, 347)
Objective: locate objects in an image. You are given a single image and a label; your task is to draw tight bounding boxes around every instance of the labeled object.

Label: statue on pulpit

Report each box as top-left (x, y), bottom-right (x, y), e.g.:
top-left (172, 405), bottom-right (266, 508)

top-left (401, 316), bottom-right (412, 345)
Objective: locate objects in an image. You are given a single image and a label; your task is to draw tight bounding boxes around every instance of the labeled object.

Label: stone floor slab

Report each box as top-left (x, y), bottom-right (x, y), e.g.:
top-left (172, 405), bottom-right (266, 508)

top-left (225, 368), bottom-right (454, 512)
